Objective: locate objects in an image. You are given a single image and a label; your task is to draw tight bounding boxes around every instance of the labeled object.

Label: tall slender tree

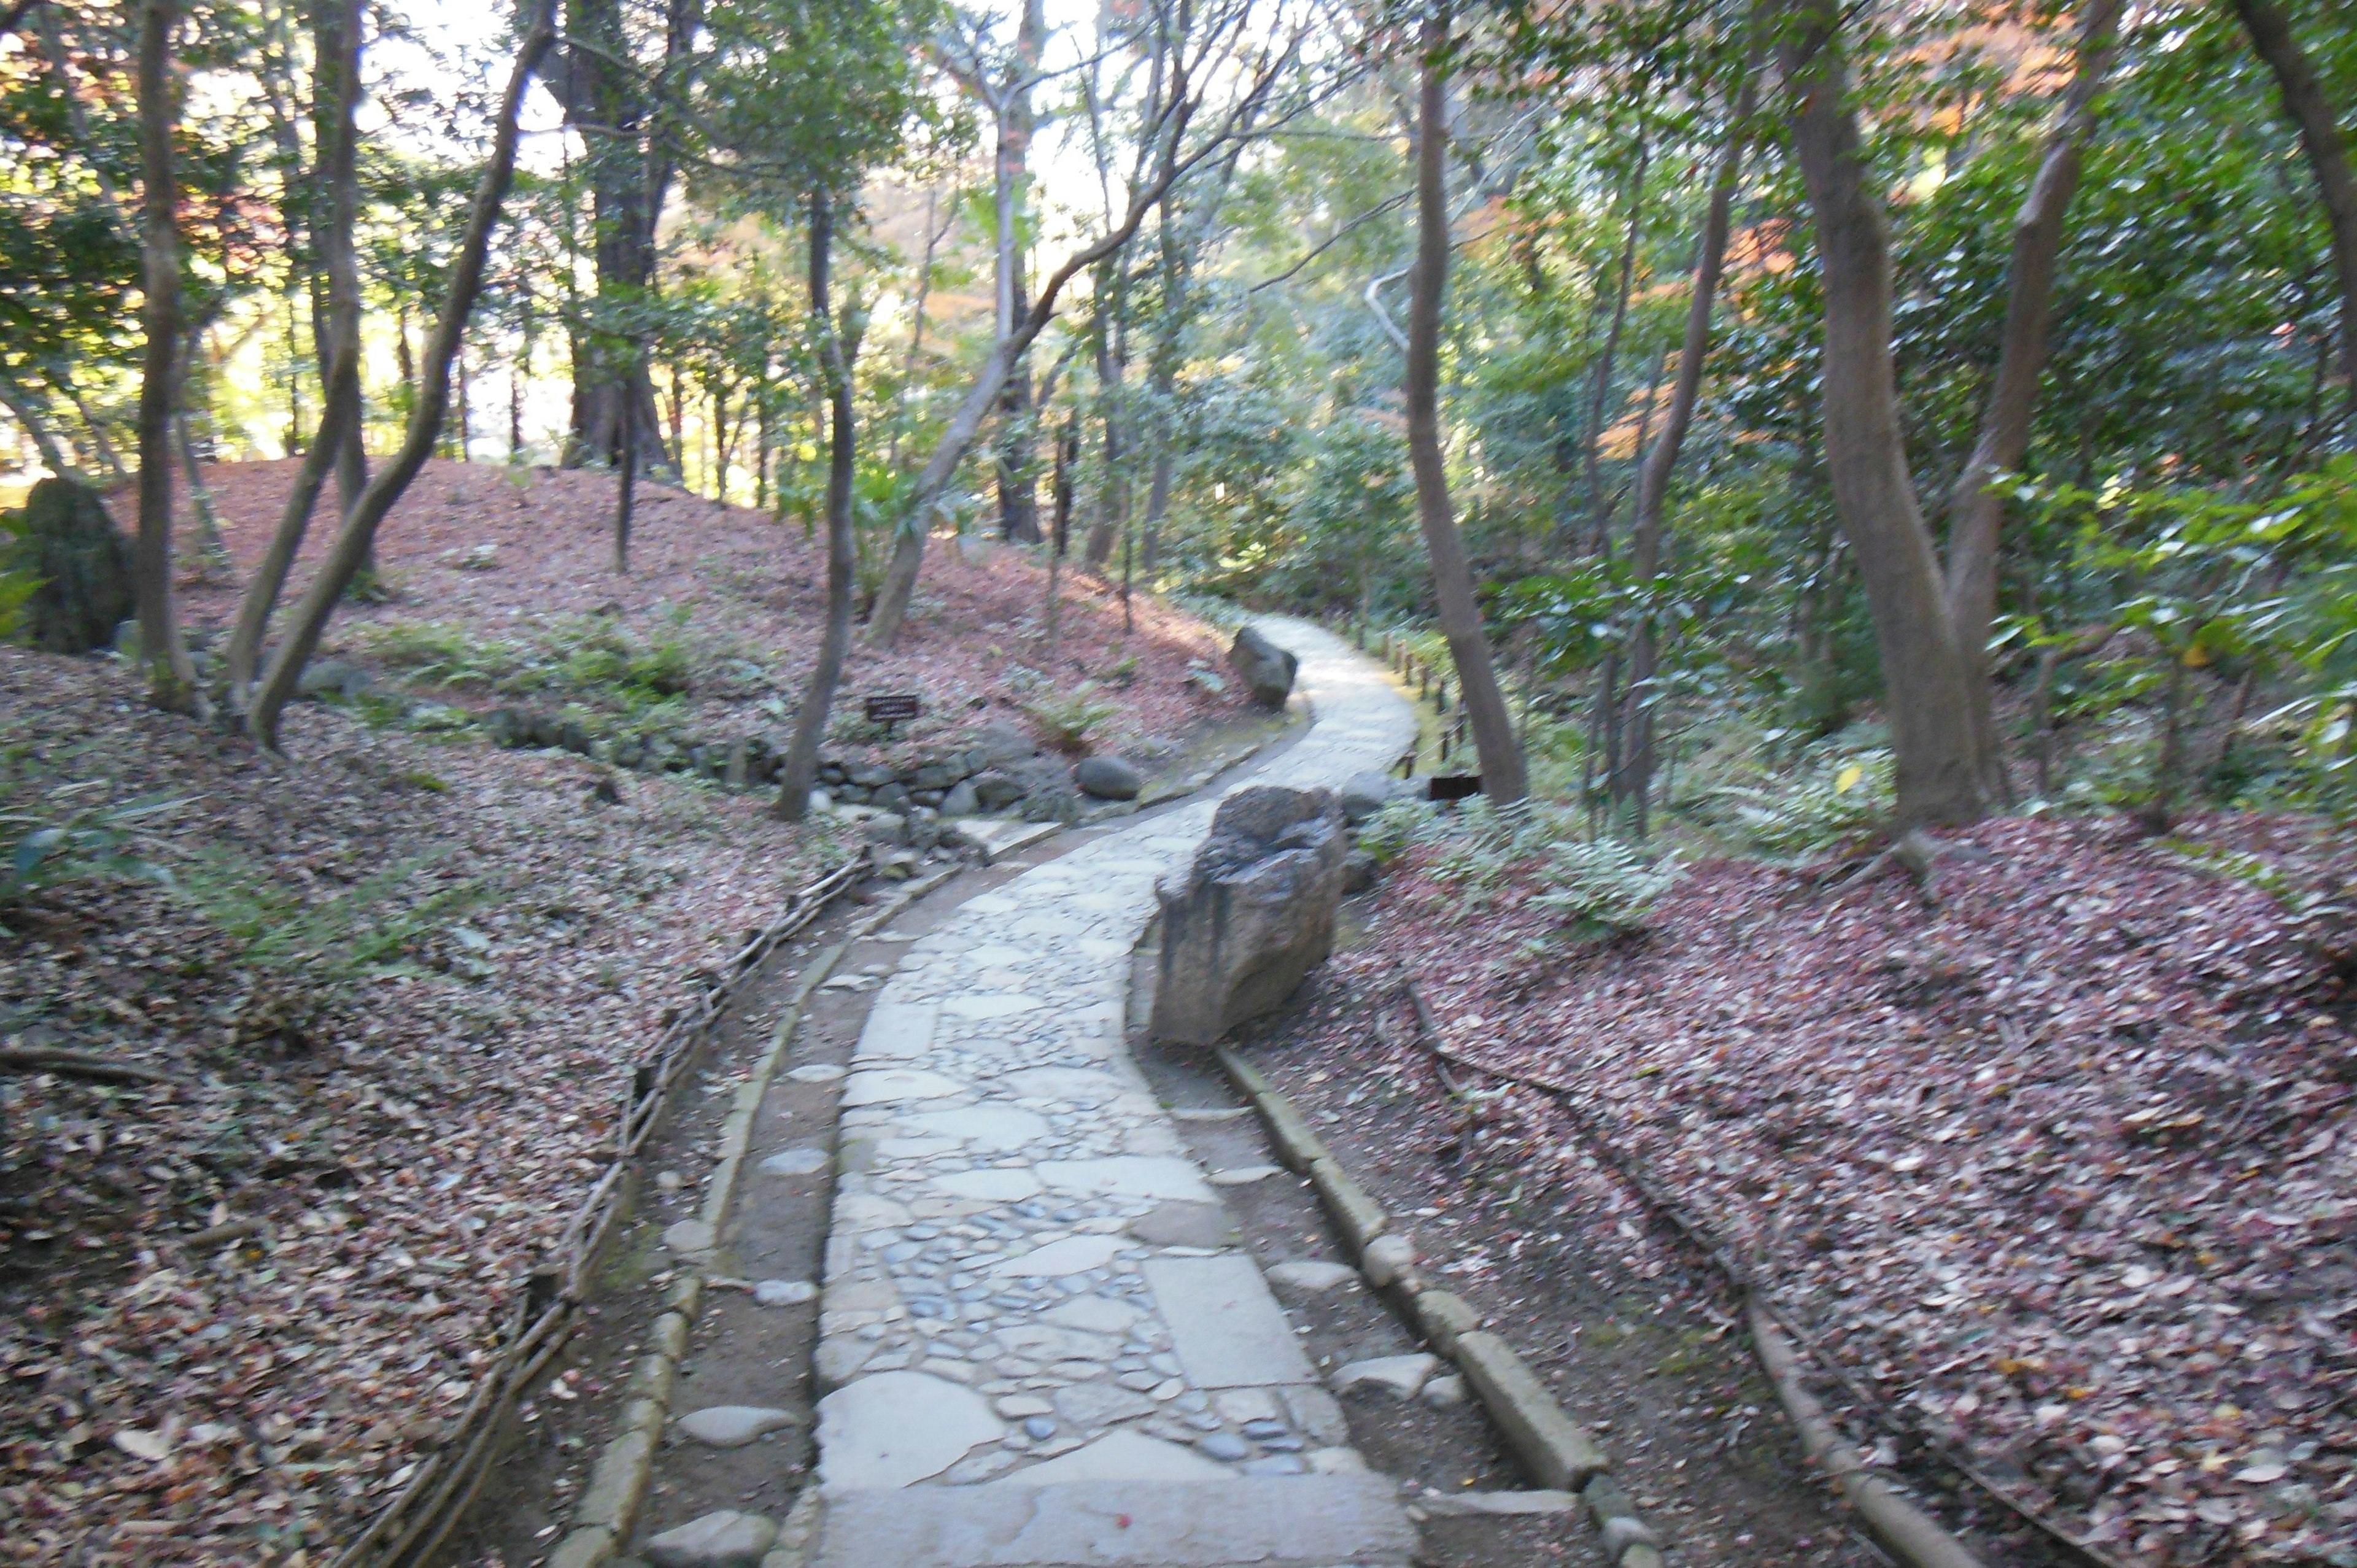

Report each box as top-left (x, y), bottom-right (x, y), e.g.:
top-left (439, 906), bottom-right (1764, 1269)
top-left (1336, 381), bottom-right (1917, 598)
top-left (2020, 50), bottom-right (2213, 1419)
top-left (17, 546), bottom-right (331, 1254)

top-left (1940, 0), bottom-right (2127, 800)
top-left (248, 0), bottom-right (559, 749)
top-left (2231, 0), bottom-right (2357, 441)
top-left (1406, 9), bottom-right (1525, 803)
top-left (775, 190), bottom-right (857, 820)
top-left (225, 0), bottom-right (368, 697)
top-left (133, 0), bottom-right (199, 712)
top-left (1611, 63), bottom-right (1757, 831)
top-left (1779, 0), bottom-right (1985, 827)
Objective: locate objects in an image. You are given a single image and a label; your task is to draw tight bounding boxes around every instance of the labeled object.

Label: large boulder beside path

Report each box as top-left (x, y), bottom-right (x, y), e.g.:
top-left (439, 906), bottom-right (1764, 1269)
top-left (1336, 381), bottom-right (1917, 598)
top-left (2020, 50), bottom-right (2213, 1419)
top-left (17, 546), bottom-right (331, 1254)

top-left (1150, 784), bottom-right (1348, 1046)
top-left (1227, 625), bottom-right (1298, 708)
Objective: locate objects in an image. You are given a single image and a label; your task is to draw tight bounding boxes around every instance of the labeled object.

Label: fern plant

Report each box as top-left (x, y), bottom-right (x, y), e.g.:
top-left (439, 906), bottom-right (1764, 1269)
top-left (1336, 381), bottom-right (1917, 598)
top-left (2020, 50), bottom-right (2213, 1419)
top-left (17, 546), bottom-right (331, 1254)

top-left (1532, 838), bottom-right (1681, 942)
top-left (170, 848), bottom-right (492, 1036)
top-left (0, 732), bottom-right (184, 910)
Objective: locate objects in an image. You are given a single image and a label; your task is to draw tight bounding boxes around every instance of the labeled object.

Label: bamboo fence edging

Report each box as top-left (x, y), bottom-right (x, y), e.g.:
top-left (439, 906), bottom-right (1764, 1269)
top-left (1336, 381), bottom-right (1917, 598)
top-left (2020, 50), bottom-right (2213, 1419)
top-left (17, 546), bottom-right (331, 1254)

top-left (329, 857), bottom-right (864, 1568)
top-left (1384, 970), bottom-right (2125, 1568)
top-left (534, 861), bottom-right (962, 1568)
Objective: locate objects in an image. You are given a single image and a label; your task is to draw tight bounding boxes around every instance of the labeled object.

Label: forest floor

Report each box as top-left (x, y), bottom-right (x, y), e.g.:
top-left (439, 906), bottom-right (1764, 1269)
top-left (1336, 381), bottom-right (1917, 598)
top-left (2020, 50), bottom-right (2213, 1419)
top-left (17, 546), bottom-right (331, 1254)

top-left (1245, 811), bottom-right (2356, 1568)
top-left (0, 459), bottom-right (1250, 1567)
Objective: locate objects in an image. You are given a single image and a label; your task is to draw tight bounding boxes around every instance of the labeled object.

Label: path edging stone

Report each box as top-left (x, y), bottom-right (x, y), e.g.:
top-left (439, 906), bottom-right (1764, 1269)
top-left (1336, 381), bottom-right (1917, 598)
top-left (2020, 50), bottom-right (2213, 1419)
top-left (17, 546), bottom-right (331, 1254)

top-left (1213, 1051), bottom-right (1669, 1565)
top-left (544, 867), bottom-right (959, 1568)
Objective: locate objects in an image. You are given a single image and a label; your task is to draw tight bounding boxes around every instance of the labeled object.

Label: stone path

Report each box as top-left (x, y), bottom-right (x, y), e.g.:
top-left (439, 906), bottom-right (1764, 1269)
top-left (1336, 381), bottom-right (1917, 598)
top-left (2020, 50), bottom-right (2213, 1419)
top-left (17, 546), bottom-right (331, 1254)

top-left (800, 619), bottom-right (1418, 1567)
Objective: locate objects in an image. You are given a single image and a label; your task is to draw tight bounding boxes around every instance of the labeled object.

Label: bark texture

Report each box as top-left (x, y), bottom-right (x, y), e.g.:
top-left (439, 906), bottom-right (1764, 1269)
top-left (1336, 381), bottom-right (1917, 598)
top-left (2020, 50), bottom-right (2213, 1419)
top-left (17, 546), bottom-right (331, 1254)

top-left (1611, 68), bottom-right (1756, 830)
top-left (1941, 0), bottom-right (2124, 799)
top-left (553, 0), bottom-right (677, 472)
top-left (225, 0), bottom-right (367, 696)
top-left (133, 0), bottom-right (198, 711)
top-left (775, 190), bottom-right (857, 823)
top-left (1406, 20), bottom-right (1527, 805)
top-left (1782, 0), bottom-right (1984, 827)
top-left (248, 0), bottom-right (557, 749)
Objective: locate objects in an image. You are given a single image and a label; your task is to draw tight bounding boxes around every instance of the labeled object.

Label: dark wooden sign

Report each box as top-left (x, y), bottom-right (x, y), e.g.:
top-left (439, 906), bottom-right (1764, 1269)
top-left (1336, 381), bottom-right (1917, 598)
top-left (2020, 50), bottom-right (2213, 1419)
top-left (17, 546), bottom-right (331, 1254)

top-left (1427, 774), bottom-right (1483, 802)
top-left (864, 692), bottom-right (922, 736)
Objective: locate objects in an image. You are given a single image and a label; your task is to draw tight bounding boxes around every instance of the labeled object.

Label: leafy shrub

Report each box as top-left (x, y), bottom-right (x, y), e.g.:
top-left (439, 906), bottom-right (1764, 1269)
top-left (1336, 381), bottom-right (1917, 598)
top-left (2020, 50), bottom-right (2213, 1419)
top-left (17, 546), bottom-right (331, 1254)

top-left (1532, 838), bottom-right (1681, 941)
top-left (1702, 747), bottom-right (1893, 855)
top-left (1025, 686), bottom-right (1117, 754)
top-left (360, 620), bottom-right (530, 688)
top-left (1355, 797), bottom-right (1434, 865)
top-left (361, 613), bottom-right (698, 722)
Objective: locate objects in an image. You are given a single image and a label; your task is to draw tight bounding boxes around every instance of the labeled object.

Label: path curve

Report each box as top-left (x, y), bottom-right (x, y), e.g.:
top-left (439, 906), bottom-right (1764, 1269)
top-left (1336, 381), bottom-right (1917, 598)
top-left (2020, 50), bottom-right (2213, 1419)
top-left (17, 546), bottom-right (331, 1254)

top-left (807, 617), bottom-right (1419, 1567)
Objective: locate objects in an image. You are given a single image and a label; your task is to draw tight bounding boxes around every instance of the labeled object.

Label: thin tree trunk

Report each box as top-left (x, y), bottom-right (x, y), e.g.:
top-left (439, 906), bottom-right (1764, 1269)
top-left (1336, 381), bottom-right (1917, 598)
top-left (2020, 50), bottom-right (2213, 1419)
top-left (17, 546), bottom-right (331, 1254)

top-left (1045, 417), bottom-right (1075, 663)
top-left (174, 403), bottom-right (228, 570)
top-left (776, 188), bottom-right (859, 823)
top-left (0, 368), bottom-right (79, 480)
top-left (1579, 137), bottom-right (1649, 558)
top-left (224, 0), bottom-right (366, 696)
top-left (1406, 14), bottom-right (1526, 805)
top-left (864, 135), bottom-right (1202, 647)
top-left (1942, 0), bottom-right (2126, 798)
top-left (2234, 0), bottom-right (2357, 438)
top-left (1614, 67), bottom-right (1757, 829)
top-left (1781, 0), bottom-right (1984, 827)
top-left (866, 31), bottom-right (1280, 648)
top-left (133, 0), bottom-right (198, 712)
top-left (56, 374), bottom-right (128, 483)
top-left (249, 0), bottom-right (556, 749)
top-left (614, 370), bottom-right (637, 571)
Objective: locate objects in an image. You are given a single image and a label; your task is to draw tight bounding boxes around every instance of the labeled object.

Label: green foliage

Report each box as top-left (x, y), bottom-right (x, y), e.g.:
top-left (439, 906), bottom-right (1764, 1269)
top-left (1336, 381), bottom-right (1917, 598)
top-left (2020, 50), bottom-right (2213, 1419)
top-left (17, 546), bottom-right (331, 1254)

top-left (0, 717), bottom-right (184, 907)
top-left (360, 612), bottom-right (702, 723)
top-left (1531, 837), bottom-right (1681, 943)
top-left (1699, 746), bottom-right (1894, 857)
top-left (0, 779), bottom-right (182, 908)
top-left (169, 848), bottom-right (493, 1016)
top-left (1024, 686), bottom-right (1117, 754)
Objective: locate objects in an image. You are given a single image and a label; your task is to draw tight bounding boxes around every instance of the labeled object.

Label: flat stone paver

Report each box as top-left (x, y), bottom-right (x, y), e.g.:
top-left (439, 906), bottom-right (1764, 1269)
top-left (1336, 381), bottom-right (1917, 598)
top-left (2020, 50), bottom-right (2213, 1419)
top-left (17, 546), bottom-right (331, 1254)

top-left (792, 619), bottom-right (1417, 1565)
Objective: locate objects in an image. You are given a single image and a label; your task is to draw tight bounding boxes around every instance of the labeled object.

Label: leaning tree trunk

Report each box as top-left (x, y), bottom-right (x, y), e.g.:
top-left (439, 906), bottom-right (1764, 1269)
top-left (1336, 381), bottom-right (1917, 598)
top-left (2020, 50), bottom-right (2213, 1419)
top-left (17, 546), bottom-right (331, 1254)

top-left (1612, 68), bottom-right (1757, 833)
top-left (225, 0), bottom-right (366, 697)
top-left (1942, 0), bottom-right (2125, 802)
top-left (133, 0), bottom-right (198, 712)
top-left (1406, 15), bottom-right (1527, 805)
top-left (775, 189), bottom-right (859, 822)
top-left (1782, 0), bottom-right (1986, 828)
top-left (2232, 0), bottom-right (2357, 441)
top-left (865, 133), bottom-right (1201, 648)
top-left (248, 0), bottom-right (555, 749)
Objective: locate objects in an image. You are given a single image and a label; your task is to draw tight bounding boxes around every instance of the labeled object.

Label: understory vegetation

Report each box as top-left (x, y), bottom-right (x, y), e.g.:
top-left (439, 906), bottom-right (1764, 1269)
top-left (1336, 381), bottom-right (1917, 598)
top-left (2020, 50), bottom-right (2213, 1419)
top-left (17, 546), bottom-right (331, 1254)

top-left (4, 0), bottom-right (2356, 1561)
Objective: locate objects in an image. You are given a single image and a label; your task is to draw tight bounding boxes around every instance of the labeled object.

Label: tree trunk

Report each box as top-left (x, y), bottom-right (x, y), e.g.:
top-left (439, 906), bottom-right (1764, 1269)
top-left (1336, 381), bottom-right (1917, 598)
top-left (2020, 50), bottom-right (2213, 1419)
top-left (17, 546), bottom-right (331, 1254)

top-left (614, 373), bottom-right (637, 571)
top-left (0, 368), bottom-right (79, 481)
top-left (2232, 0), bottom-right (2357, 440)
top-left (1406, 16), bottom-right (1527, 805)
top-left (1045, 417), bottom-right (1075, 662)
top-left (249, 0), bottom-right (557, 749)
top-left (554, 0), bottom-right (673, 473)
top-left (224, 0), bottom-right (366, 697)
top-left (1579, 137), bottom-right (1649, 557)
top-left (775, 188), bottom-right (859, 822)
top-left (133, 0), bottom-right (198, 712)
top-left (1942, 0), bottom-right (2125, 799)
top-left (1781, 0), bottom-right (1985, 827)
top-left (1612, 68), bottom-right (1757, 830)
top-left (865, 149), bottom-right (1196, 647)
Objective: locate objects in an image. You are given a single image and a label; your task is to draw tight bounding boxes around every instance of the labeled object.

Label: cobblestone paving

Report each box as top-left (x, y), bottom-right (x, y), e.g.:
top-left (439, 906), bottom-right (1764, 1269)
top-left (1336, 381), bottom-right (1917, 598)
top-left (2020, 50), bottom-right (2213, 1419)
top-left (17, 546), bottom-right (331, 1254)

top-left (805, 619), bottom-right (1415, 1513)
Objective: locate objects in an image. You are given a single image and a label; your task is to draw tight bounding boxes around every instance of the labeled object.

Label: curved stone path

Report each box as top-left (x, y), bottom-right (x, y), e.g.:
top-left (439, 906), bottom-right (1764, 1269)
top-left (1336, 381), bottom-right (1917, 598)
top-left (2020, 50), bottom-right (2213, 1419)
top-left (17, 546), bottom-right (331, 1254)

top-left (805, 619), bottom-right (1419, 1567)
